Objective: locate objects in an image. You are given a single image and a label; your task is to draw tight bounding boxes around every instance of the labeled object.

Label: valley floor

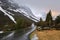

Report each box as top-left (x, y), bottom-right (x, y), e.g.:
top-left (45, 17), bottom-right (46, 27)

top-left (30, 30), bottom-right (60, 40)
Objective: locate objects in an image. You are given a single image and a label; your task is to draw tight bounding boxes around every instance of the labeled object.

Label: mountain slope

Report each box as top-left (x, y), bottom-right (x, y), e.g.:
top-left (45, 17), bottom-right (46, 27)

top-left (0, 0), bottom-right (39, 31)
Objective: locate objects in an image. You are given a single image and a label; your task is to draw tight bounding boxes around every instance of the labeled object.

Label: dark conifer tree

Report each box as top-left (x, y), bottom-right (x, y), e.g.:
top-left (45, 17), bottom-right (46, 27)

top-left (46, 10), bottom-right (53, 26)
top-left (55, 15), bottom-right (60, 24)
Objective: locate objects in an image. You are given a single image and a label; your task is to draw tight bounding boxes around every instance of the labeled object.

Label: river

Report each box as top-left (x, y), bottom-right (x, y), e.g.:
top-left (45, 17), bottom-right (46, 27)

top-left (1, 23), bottom-right (36, 40)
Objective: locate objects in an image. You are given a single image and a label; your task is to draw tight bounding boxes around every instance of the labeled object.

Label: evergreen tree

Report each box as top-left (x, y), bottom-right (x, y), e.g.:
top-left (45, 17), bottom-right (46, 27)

top-left (55, 15), bottom-right (60, 24)
top-left (46, 10), bottom-right (52, 22)
top-left (36, 18), bottom-right (43, 26)
top-left (46, 10), bottom-right (53, 26)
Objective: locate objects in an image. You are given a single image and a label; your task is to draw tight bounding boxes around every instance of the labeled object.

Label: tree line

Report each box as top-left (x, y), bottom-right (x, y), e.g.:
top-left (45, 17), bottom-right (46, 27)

top-left (36, 10), bottom-right (60, 30)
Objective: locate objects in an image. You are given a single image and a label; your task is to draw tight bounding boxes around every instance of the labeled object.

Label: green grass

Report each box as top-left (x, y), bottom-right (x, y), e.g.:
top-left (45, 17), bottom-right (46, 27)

top-left (29, 31), bottom-right (36, 40)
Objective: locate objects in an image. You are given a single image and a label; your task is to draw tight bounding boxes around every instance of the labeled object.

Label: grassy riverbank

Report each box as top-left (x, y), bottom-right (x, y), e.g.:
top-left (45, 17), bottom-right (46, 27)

top-left (30, 31), bottom-right (35, 40)
top-left (30, 30), bottom-right (60, 40)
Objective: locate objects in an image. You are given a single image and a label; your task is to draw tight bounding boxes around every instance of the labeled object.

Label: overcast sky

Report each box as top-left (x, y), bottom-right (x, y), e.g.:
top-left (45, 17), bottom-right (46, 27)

top-left (13, 0), bottom-right (60, 18)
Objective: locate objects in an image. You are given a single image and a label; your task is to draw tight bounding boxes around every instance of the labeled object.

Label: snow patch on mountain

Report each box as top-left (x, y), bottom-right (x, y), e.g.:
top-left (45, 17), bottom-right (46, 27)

top-left (8, 7), bottom-right (39, 22)
top-left (5, 10), bottom-right (14, 16)
top-left (0, 7), bottom-right (16, 23)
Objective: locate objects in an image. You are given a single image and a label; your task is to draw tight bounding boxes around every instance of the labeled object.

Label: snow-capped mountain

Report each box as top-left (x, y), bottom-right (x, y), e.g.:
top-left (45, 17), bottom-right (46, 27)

top-left (8, 6), bottom-right (39, 22)
top-left (0, 0), bottom-right (40, 31)
top-left (0, 0), bottom-right (39, 24)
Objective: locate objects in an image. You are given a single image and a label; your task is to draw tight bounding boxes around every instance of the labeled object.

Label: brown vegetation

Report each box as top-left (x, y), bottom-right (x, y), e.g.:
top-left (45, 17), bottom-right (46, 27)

top-left (31, 30), bottom-right (60, 40)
